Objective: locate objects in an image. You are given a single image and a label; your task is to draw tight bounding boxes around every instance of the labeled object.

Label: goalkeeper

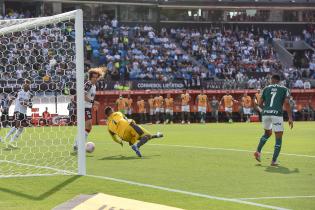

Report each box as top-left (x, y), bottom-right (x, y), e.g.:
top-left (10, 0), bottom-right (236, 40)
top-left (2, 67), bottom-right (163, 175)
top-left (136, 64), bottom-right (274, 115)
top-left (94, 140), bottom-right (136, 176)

top-left (105, 106), bottom-right (163, 157)
top-left (2, 80), bottom-right (33, 148)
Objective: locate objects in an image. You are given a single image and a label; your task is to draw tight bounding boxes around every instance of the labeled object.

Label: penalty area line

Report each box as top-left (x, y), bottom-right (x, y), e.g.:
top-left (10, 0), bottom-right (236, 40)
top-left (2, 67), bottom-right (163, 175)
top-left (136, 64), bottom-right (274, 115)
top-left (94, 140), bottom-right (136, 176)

top-left (87, 174), bottom-right (290, 210)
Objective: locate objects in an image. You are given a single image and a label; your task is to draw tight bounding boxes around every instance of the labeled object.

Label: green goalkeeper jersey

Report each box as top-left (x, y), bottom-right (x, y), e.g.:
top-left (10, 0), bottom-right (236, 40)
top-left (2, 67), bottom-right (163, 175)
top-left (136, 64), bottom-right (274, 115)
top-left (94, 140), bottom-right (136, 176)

top-left (261, 84), bottom-right (290, 116)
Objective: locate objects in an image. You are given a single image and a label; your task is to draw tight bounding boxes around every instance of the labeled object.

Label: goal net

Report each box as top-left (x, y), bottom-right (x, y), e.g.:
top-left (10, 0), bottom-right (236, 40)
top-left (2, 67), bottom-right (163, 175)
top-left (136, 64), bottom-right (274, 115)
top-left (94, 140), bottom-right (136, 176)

top-left (0, 10), bottom-right (85, 178)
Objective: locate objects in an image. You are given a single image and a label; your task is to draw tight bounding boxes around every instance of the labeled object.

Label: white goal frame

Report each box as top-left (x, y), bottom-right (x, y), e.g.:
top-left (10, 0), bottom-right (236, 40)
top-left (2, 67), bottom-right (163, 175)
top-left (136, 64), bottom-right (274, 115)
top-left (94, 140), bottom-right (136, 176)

top-left (0, 10), bottom-right (86, 176)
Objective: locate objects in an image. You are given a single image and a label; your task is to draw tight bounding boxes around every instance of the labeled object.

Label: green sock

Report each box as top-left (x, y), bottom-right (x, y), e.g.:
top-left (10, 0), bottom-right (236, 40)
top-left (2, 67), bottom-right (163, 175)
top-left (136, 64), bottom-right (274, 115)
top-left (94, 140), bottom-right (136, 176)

top-left (272, 137), bottom-right (282, 162)
top-left (257, 134), bottom-right (270, 153)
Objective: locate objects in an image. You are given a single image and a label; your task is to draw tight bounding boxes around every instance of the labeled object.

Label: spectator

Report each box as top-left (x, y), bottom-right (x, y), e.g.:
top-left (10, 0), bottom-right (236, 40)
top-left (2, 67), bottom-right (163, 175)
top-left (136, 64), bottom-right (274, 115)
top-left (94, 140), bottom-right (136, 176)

top-left (294, 79), bottom-right (304, 88)
top-left (288, 96), bottom-right (297, 121)
top-left (111, 18), bottom-right (118, 28)
top-left (41, 107), bottom-right (51, 126)
top-left (301, 101), bottom-right (314, 121)
top-left (210, 96), bottom-right (219, 122)
top-left (304, 80), bottom-right (311, 89)
top-left (68, 96), bottom-right (77, 125)
top-left (137, 96), bottom-right (146, 124)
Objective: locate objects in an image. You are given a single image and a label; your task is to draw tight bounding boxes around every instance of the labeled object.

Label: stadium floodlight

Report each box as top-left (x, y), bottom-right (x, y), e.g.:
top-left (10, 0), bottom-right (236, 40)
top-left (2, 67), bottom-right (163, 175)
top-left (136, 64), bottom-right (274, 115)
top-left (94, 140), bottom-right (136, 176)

top-left (0, 10), bottom-right (85, 178)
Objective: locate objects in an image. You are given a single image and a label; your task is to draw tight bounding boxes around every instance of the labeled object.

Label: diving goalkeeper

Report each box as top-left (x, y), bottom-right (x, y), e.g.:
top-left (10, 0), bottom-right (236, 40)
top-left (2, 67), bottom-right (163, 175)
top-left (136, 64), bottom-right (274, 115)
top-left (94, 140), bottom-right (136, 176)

top-left (105, 106), bottom-right (163, 157)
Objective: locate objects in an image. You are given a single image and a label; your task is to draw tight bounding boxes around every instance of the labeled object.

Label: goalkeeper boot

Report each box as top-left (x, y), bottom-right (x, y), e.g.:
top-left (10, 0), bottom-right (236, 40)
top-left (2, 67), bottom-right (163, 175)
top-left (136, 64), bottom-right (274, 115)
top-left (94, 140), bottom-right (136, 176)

top-left (152, 132), bottom-right (163, 139)
top-left (254, 151), bottom-right (261, 162)
top-left (131, 145), bottom-right (142, 157)
top-left (156, 132), bottom-right (163, 138)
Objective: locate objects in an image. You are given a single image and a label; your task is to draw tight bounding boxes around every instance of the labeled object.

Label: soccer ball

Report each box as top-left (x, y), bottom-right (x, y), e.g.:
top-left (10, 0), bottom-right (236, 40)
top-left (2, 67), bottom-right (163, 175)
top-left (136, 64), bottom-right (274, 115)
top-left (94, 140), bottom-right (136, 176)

top-left (85, 142), bottom-right (95, 153)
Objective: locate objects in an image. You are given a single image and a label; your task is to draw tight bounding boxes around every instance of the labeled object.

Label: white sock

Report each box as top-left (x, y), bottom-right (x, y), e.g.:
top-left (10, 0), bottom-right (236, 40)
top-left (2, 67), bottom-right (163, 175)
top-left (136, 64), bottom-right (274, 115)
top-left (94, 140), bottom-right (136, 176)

top-left (5, 127), bottom-right (17, 139)
top-left (85, 131), bottom-right (89, 141)
top-left (74, 131), bottom-right (89, 147)
top-left (10, 127), bottom-right (24, 142)
top-left (74, 138), bottom-right (78, 147)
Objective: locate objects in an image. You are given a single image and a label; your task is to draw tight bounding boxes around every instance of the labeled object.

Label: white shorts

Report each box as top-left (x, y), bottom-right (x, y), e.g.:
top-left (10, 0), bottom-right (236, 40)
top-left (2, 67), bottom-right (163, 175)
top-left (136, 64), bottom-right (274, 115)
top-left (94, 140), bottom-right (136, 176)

top-left (165, 109), bottom-right (173, 115)
top-left (160, 108), bottom-right (165, 113)
top-left (243, 108), bottom-right (252, 115)
top-left (262, 115), bottom-right (284, 132)
top-left (150, 108), bottom-right (155, 115)
top-left (182, 105), bottom-right (190, 112)
top-left (127, 108), bottom-right (132, 115)
top-left (198, 106), bottom-right (207, 113)
top-left (155, 108), bottom-right (161, 113)
top-left (225, 107), bottom-right (233, 113)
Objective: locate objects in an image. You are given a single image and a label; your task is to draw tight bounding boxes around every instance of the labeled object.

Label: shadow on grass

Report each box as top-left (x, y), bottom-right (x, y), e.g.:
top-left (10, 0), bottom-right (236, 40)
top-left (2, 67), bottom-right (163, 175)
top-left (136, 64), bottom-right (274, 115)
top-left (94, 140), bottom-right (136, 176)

top-left (0, 175), bottom-right (80, 201)
top-left (256, 164), bottom-right (299, 174)
top-left (99, 154), bottom-right (160, 161)
top-left (1, 147), bottom-right (20, 151)
top-left (265, 166), bottom-right (299, 174)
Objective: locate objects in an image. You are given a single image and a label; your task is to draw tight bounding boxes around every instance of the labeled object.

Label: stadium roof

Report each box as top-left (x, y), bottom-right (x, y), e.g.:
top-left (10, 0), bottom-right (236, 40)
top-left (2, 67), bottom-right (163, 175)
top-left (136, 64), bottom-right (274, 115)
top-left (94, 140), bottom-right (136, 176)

top-left (39, 0), bottom-right (314, 3)
top-left (43, 0), bottom-right (314, 7)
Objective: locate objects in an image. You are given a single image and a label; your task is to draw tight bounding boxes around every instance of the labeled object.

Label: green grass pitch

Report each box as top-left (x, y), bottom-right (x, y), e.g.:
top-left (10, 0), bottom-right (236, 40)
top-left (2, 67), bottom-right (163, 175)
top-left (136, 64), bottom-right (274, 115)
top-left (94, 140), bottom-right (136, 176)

top-left (0, 122), bottom-right (314, 210)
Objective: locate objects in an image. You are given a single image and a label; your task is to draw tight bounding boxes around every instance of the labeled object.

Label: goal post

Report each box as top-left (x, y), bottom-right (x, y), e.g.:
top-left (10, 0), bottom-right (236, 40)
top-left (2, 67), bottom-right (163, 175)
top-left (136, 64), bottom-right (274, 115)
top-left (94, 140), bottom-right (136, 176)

top-left (0, 10), bottom-right (85, 177)
top-left (75, 9), bottom-right (86, 176)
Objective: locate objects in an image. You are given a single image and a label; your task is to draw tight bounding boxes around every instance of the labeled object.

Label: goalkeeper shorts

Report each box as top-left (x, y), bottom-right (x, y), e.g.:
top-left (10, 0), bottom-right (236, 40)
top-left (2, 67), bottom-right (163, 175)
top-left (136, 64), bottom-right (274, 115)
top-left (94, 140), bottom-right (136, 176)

top-left (123, 122), bottom-right (151, 145)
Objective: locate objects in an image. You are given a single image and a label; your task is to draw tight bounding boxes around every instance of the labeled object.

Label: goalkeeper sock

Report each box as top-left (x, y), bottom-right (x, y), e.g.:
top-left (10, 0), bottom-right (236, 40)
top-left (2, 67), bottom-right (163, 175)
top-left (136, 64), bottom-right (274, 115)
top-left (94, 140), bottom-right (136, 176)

top-left (136, 135), bottom-right (151, 148)
top-left (10, 127), bottom-right (24, 142)
top-left (5, 127), bottom-right (17, 139)
top-left (257, 134), bottom-right (270, 153)
top-left (272, 137), bottom-right (282, 162)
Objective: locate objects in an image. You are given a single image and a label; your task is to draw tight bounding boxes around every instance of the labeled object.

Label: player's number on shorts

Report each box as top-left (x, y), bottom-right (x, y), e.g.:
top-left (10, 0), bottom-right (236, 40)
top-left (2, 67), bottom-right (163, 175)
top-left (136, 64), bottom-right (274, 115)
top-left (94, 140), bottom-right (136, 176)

top-left (270, 91), bottom-right (277, 107)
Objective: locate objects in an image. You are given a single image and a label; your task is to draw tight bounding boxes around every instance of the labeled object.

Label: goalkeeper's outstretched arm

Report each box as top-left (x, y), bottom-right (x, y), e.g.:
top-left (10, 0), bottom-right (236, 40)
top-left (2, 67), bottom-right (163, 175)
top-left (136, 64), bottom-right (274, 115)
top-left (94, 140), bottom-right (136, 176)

top-left (109, 130), bottom-right (123, 147)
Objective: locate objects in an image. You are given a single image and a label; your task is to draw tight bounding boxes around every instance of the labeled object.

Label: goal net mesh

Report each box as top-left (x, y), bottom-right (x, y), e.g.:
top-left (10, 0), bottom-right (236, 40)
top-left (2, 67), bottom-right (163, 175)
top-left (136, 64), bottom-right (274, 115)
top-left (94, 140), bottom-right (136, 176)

top-left (0, 11), bottom-right (82, 177)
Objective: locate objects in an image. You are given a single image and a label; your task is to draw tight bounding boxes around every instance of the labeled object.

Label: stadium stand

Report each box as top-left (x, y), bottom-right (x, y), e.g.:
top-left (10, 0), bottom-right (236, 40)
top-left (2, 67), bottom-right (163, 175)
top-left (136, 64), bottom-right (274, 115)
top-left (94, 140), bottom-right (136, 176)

top-left (0, 6), bottom-right (314, 123)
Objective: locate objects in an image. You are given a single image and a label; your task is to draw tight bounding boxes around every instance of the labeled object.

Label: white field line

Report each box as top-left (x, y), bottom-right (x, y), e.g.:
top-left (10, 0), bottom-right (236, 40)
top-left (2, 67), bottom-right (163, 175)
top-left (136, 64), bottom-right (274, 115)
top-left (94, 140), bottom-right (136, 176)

top-left (87, 174), bottom-right (290, 210)
top-left (149, 144), bottom-right (315, 158)
top-left (0, 173), bottom-right (74, 178)
top-left (0, 160), bottom-right (75, 176)
top-left (239, 195), bottom-right (315, 200)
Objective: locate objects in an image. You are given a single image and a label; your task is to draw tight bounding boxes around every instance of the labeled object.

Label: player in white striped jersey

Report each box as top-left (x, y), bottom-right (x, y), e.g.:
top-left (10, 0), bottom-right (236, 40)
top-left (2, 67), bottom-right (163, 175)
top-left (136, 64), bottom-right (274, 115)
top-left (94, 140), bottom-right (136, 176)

top-left (3, 80), bottom-right (33, 148)
top-left (73, 67), bottom-right (104, 151)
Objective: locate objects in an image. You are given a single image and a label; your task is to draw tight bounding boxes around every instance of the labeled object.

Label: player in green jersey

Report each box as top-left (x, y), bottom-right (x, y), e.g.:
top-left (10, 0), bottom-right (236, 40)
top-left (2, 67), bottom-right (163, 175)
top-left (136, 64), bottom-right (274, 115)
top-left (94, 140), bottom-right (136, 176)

top-left (254, 74), bottom-right (293, 166)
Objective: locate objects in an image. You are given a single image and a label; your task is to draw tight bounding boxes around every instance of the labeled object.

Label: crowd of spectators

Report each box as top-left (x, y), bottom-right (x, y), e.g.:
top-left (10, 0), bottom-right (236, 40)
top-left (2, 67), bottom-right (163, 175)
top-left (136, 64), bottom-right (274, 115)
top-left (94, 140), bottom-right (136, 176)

top-left (0, 9), bottom-right (33, 20)
top-left (0, 10), bottom-right (314, 90)
top-left (0, 18), bottom-right (76, 93)
top-left (173, 27), bottom-right (314, 89)
top-left (84, 19), bottom-right (205, 83)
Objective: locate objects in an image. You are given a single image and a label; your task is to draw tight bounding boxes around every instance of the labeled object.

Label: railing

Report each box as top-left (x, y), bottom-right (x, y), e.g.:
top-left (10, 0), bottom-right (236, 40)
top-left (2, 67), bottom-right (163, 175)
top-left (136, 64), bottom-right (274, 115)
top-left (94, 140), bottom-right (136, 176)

top-left (273, 40), bottom-right (294, 68)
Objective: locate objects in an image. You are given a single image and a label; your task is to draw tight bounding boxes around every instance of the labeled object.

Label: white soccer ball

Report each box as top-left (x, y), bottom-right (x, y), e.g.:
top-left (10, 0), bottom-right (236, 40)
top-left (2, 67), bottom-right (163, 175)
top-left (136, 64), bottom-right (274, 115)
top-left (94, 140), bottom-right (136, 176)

top-left (85, 142), bottom-right (95, 153)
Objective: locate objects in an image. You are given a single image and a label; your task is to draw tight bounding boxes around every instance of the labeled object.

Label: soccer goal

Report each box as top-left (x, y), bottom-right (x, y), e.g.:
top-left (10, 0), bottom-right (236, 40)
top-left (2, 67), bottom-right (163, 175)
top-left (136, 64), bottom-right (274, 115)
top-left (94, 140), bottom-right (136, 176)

top-left (0, 10), bottom-right (85, 178)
